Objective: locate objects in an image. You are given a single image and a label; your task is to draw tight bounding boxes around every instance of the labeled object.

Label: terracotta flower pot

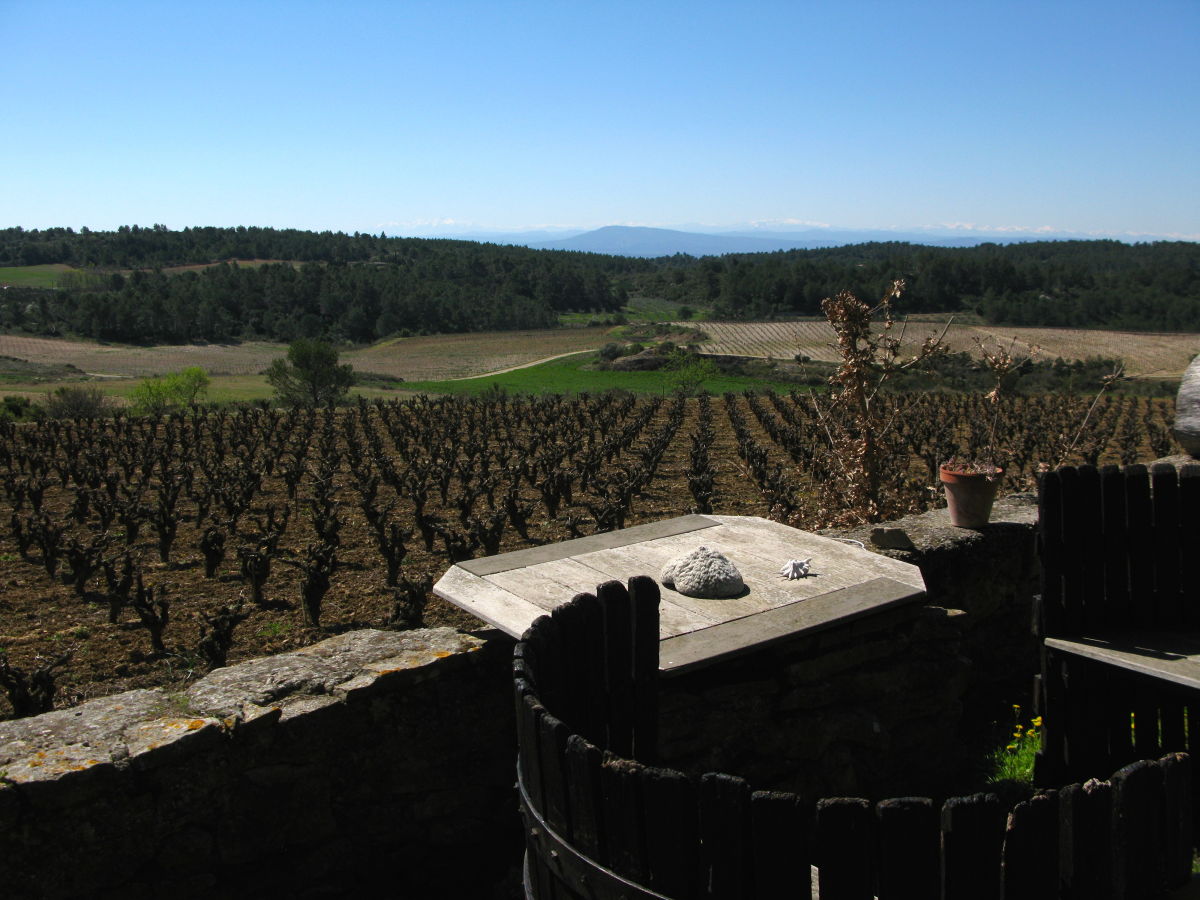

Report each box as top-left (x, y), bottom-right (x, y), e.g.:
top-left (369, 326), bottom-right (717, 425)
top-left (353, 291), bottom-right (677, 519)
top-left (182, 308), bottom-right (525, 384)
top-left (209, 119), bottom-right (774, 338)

top-left (939, 464), bottom-right (1002, 528)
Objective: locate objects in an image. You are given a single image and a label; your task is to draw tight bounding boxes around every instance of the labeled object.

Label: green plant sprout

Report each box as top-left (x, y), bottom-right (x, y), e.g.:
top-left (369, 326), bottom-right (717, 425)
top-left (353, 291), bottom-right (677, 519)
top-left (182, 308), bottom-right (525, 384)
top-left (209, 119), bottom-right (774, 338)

top-left (257, 621), bottom-right (291, 639)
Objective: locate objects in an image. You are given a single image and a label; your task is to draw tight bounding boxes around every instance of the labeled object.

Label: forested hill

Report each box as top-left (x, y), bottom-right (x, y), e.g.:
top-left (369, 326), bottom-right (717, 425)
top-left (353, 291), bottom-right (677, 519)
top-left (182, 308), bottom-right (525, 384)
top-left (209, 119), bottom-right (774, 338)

top-left (1, 224), bottom-right (631, 269)
top-left (1, 227), bottom-right (1197, 341)
top-left (640, 239), bottom-right (1200, 331)
top-left (0, 227), bottom-right (647, 344)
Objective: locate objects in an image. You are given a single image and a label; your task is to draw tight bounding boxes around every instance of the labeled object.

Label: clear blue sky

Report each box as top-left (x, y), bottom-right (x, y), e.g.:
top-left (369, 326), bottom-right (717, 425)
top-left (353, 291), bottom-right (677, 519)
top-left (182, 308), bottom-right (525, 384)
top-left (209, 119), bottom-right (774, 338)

top-left (3, 0), bottom-right (1197, 238)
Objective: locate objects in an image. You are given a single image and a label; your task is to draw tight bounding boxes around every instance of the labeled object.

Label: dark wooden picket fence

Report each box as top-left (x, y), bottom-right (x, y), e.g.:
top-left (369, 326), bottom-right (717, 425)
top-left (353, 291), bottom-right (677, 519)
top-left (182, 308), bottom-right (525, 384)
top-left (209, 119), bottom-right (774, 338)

top-left (1036, 464), bottom-right (1200, 801)
top-left (514, 575), bottom-right (1193, 899)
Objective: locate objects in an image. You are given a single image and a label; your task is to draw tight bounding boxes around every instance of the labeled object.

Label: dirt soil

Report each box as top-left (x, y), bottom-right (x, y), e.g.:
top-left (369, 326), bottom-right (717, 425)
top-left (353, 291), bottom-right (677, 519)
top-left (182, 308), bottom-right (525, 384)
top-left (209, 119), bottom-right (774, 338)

top-left (0, 399), bottom-right (769, 714)
top-left (0, 393), bottom-right (1175, 717)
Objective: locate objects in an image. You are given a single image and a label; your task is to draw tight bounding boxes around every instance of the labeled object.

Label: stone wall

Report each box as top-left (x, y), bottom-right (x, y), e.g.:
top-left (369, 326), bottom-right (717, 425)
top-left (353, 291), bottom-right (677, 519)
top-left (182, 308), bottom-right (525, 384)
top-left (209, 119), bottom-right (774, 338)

top-left (0, 628), bottom-right (517, 899)
top-left (0, 497), bottom-right (1042, 898)
top-left (657, 601), bottom-right (971, 800)
top-left (836, 492), bottom-right (1041, 705)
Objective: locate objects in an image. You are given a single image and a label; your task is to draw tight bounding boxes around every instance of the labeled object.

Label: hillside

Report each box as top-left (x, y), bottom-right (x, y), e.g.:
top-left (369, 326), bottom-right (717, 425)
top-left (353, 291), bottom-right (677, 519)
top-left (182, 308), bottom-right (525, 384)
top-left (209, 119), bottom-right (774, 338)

top-left (0, 227), bottom-right (1197, 341)
top-left (637, 240), bottom-right (1200, 332)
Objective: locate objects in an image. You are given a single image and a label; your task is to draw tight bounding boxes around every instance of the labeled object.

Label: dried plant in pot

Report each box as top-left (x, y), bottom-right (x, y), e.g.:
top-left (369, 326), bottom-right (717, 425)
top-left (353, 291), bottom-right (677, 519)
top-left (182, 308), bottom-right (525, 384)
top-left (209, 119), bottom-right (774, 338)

top-left (939, 456), bottom-right (1003, 528)
top-left (938, 347), bottom-right (1125, 527)
top-left (938, 338), bottom-right (1026, 528)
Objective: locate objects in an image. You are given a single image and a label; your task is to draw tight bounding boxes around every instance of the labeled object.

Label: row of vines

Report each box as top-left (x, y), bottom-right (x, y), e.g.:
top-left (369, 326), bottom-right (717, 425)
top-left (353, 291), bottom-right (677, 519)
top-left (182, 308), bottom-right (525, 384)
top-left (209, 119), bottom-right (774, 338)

top-left (0, 391), bottom-right (1177, 717)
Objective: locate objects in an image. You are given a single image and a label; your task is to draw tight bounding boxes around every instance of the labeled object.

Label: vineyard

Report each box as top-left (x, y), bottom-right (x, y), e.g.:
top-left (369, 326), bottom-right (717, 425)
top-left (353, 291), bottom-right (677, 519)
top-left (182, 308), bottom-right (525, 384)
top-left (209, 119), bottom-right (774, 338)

top-left (694, 321), bottom-right (1200, 377)
top-left (0, 391), bottom-right (1178, 717)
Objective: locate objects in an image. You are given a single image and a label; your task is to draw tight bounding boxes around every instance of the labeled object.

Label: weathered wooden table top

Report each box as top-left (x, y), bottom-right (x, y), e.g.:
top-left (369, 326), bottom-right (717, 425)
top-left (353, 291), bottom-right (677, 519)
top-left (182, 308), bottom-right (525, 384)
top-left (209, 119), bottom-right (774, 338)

top-left (434, 514), bottom-right (928, 674)
top-left (1045, 630), bottom-right (1200, 692)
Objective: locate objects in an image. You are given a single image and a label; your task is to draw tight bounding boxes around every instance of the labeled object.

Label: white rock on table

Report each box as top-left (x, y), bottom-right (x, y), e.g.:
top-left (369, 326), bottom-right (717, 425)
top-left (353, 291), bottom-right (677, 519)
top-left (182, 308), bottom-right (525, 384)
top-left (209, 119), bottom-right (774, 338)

top-left (660, 546), bottom-right (744, 598)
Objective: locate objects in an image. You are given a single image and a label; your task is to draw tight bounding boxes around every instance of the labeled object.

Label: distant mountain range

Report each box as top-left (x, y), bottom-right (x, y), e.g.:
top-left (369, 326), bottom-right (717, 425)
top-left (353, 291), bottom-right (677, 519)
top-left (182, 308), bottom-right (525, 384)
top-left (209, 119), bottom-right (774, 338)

top-left (531, 225), bottom-right (1009, 256)
top-left (441, 224), bottom-right (1116, 258)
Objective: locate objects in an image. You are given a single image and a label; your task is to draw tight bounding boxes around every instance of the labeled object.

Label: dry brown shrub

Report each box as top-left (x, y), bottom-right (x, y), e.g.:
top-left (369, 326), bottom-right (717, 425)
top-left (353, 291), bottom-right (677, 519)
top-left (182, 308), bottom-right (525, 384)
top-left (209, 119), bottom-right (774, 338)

top-left (806, 281), bottom-right (948, 526)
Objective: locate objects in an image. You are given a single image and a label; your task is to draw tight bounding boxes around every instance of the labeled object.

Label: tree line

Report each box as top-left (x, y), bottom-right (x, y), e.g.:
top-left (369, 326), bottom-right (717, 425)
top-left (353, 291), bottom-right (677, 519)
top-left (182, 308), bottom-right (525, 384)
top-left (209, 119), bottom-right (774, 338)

top-left (0, 240), bottom-right (638, 344)
top-left (633, 239), bottom-right (1200, 331)
top-left (1, 226), bottom-right (1197, 338)
top-left (1, 224), bottom-right (647, 271)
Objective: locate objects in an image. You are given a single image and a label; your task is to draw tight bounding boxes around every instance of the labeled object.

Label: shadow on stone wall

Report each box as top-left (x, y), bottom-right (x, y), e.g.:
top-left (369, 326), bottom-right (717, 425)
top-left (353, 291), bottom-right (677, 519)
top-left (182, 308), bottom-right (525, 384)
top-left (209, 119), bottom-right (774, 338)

top-left (0, 628), bottom-right (519, 899)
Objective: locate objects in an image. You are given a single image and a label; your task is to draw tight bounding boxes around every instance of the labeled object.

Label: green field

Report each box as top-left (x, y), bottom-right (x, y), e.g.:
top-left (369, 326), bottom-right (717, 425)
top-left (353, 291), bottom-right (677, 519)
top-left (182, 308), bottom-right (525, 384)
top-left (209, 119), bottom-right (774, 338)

top-left (0, 264), bottom-right (75, 289)
top-left (0, 375), bottom-right (273, 406)
top-left (397, 352), bottom-right (804, 397)
top-left (1, 351), bottom-right (811, 408)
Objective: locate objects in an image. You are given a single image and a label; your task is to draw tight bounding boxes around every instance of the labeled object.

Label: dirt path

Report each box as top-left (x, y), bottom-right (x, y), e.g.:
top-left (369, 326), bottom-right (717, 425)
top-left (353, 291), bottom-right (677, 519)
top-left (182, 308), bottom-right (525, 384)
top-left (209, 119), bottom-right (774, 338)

top-left (445, 350), bottom-right (593, 380)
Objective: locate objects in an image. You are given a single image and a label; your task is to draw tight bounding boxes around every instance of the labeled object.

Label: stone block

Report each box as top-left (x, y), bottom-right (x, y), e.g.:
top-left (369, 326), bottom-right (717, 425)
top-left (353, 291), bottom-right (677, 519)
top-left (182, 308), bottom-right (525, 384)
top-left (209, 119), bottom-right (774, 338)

top-left (3, 744), bottom-right (121, 811)
top-left (1175, 354), bottom-right (1200, 456)
top-left (186, 627), bottom-right (482, 718)
top-left (0, 689), bottom-right (166, 767)
top-left (126, 717), bottom-right (226, 771)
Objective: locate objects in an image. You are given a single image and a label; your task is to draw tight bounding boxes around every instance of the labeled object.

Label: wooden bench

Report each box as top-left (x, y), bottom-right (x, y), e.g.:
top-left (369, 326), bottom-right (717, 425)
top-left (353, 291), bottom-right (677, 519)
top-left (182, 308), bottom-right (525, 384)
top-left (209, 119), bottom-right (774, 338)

top-left (1036, 462), bottom-right (1200, 788)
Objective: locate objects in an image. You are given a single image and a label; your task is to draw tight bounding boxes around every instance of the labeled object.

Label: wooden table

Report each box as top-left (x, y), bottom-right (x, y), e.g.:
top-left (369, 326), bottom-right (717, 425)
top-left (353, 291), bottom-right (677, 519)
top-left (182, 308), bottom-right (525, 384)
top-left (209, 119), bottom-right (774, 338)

top-left (434, 514), bottom-right (927, 674)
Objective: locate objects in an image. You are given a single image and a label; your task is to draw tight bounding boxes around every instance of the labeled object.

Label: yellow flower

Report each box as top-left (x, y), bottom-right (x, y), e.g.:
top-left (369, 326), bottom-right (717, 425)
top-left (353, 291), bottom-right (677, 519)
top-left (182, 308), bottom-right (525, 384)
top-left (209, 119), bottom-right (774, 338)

top-left (1031, 716), bottom-right (1043, 727)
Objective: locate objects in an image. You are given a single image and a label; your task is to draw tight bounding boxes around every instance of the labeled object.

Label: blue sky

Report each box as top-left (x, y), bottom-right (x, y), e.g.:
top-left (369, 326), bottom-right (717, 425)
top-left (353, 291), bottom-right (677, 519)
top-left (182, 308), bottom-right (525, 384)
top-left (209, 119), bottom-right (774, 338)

top-left (3, 0), bottom-right (1197, 238)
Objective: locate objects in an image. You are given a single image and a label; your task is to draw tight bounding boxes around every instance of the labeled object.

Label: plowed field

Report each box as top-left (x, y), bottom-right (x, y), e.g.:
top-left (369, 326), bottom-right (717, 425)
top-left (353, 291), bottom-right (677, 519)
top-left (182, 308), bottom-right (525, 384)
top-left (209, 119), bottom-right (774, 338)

top-left (0, 327), bottom-right (609, 381)
top-left (693, 321), bottom-right (1199, 377)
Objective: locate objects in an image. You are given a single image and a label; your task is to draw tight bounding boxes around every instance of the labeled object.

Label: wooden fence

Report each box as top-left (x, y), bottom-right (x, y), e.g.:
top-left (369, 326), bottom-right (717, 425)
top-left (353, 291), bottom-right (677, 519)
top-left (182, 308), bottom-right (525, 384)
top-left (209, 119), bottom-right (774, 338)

top-left (1035, 463), bottom-right (1200, 806)
top-left (1038, 463), bottom-right (1200, 638)
top-left (515, 576), bottom-right (1193, 899)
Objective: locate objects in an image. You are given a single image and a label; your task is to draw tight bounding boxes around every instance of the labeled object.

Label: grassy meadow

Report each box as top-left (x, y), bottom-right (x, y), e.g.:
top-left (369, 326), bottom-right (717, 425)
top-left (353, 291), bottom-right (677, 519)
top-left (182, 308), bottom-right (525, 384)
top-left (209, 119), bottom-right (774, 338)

top-left (0, 353), bottom-right (805, 406)
top-left (0, 264), bottom-right (75, 289)
top-left (0, 260), bottom-right (292, 291)
top-left (398, 352), bottom-right (804, 397)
